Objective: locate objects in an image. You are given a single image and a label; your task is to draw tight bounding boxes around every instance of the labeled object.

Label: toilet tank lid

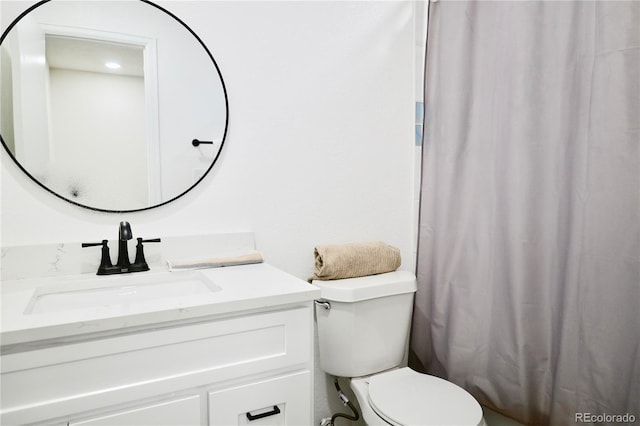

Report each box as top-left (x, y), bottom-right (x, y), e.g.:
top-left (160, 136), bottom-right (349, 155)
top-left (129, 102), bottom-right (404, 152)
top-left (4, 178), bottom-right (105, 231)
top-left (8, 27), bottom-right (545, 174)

top-left (311, 270), bottom-right (416, 302)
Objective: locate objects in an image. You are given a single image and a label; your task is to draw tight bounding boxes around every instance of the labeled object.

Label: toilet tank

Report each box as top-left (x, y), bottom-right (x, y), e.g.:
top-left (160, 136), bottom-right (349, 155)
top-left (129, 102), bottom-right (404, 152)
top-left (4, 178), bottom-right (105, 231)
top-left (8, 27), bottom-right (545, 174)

top-left (313, 271), bottom-right (417, 378)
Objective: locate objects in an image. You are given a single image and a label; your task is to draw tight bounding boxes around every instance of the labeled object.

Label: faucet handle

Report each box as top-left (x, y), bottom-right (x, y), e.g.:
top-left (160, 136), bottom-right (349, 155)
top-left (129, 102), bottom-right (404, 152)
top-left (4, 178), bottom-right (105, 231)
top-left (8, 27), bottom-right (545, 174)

top-left (141, 238), bottom-right (161, 244)
top-left (82, 240), bottom-right (116, 275)
top-left (130, 237), bottom-right (161, 272)
top-left (81, 241), bottom-right (105, 248)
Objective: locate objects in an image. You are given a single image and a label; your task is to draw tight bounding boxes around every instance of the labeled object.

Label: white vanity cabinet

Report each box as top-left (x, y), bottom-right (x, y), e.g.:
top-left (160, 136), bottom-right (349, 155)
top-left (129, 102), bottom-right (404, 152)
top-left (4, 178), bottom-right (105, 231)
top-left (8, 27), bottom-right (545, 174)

top-left (0, 304), bottom-right (315, 426)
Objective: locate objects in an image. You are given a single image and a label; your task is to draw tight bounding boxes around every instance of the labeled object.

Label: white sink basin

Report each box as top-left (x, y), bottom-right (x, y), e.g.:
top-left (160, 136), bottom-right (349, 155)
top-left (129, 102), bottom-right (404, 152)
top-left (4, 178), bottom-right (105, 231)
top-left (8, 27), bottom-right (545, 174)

top-left (24, 271), bottom-right (221, 314)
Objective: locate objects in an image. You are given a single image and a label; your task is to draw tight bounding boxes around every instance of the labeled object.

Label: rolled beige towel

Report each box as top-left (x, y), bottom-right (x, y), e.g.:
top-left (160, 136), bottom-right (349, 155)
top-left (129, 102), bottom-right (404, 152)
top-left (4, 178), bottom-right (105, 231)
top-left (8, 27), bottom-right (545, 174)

top-left (167, 251), bottom-right (264, 271)
top-left (308, 241), bottom-right (401, 282)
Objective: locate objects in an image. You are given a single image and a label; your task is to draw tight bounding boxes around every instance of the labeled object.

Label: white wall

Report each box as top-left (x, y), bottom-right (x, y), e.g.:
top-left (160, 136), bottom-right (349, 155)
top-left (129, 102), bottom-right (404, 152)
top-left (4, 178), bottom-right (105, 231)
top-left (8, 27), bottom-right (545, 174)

top-left (1, 1), bottom-right (417, 424)
top-left (3, 13), bottom-right (51, 175)
top-left (48, 68), bottom-right (148, 207)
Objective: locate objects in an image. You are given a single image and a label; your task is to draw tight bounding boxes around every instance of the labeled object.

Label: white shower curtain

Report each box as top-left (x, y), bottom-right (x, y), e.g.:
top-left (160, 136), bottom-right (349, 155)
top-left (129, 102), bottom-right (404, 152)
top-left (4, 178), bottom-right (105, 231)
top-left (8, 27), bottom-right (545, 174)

top-left (411, 1), bottom-right (639, 425)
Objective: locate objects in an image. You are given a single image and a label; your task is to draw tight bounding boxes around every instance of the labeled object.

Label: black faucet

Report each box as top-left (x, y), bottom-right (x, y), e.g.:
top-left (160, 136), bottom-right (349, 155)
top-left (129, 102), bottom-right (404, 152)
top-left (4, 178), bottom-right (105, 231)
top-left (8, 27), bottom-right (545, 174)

top-left (82, 222), bottom-right (161, 275)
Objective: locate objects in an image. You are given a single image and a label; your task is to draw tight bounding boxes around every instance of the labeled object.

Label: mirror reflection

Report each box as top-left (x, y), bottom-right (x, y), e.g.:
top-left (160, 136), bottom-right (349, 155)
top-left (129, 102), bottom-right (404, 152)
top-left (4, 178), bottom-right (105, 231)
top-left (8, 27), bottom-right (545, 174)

top-left (0, 0), bottom-right (228, 212)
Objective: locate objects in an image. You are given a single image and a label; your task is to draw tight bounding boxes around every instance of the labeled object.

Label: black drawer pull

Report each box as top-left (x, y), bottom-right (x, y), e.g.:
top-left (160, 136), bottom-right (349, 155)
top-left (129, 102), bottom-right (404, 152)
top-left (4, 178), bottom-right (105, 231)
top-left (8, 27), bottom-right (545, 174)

top-left (246, 405), bottom-right (281, 421)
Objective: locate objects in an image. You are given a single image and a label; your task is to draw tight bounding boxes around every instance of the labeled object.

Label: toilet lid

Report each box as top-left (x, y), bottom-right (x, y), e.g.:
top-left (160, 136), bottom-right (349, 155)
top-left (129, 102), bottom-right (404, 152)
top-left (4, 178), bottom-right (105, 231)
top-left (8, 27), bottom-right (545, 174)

top-left (368, 368), bottom-right (483, 426)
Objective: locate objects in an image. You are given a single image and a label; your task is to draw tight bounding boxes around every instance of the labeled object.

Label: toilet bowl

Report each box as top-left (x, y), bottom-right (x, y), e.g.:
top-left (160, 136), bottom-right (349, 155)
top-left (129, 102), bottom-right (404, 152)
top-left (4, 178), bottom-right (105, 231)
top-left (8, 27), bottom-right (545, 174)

top-left (351, 368), bottom-right (486, 426)
top-left (313, 271), bottom-right (486, 426)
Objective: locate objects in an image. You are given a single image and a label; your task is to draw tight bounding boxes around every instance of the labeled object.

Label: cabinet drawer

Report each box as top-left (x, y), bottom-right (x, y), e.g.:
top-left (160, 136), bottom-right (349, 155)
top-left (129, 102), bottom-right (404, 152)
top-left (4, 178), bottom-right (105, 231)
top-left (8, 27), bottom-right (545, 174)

top-left (208, 371), bottom-right (311, 426)
top-left (69, 395), bottom-right (201, 426)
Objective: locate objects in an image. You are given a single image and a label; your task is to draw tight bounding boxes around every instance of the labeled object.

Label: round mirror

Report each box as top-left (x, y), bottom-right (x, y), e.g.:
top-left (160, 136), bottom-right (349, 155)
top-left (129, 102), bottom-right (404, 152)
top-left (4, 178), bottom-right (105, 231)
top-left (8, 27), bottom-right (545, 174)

top-left (0, 0), bottom-right (228, 212)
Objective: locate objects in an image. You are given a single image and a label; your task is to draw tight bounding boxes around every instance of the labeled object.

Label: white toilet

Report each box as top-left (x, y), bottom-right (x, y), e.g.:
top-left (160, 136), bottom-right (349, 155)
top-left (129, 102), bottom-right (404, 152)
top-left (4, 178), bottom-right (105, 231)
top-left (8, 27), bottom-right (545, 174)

top-left (313, 270), bottom-right (486, 426)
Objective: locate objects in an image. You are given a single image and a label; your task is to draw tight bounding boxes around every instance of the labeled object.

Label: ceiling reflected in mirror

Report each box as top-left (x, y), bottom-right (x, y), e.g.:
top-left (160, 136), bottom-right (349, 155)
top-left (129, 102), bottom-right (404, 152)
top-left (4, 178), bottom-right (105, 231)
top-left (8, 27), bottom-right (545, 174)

top-left (46, 36), bottom-right (144, 77)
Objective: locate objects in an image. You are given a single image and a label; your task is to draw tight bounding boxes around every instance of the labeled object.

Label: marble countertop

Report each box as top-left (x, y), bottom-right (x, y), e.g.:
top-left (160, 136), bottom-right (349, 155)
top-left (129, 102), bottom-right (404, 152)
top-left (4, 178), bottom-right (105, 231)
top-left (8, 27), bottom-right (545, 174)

top-left (1, 263), bottom-right (320, 349)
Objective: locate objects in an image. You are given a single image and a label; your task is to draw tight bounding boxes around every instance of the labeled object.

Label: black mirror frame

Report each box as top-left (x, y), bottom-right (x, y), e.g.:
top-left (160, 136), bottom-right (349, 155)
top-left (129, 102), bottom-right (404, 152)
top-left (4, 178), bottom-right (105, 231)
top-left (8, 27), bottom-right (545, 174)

top-left (0, 0), bottom-right (229, 213)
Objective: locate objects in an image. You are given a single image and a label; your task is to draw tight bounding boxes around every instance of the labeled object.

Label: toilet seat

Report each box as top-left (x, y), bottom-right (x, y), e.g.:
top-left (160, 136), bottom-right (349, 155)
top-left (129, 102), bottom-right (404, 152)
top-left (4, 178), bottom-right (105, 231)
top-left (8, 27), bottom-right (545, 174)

top-left (367, 368), bottom-right (483, 426)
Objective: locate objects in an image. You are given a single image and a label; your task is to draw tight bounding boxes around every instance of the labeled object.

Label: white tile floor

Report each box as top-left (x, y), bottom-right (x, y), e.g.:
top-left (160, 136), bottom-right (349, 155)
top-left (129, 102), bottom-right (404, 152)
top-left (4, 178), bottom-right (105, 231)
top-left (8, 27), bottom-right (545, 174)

top-left (483, 407), bottom-right (525, 426)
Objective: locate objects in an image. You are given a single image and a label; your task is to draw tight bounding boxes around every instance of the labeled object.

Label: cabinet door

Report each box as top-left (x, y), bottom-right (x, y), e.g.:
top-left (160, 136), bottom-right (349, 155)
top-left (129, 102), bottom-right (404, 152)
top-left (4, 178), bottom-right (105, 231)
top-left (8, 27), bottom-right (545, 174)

top-left (69, 395), bottom-right (202, 426)
top-left (208, 371), bottom-right (311, 426)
